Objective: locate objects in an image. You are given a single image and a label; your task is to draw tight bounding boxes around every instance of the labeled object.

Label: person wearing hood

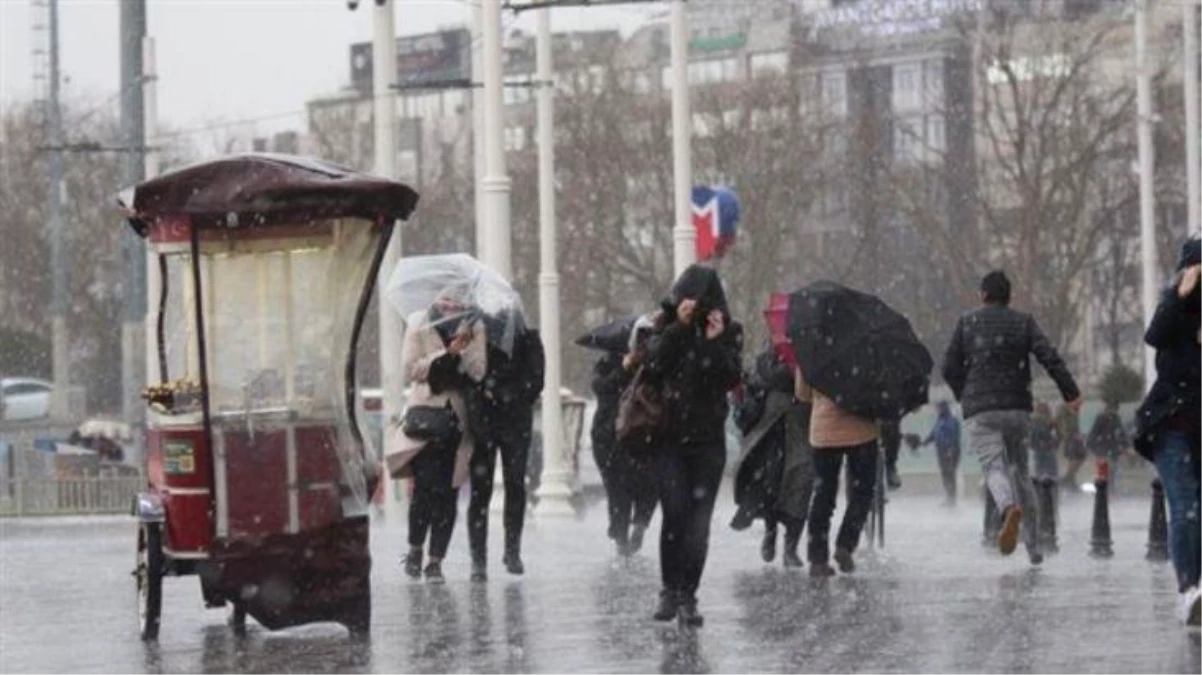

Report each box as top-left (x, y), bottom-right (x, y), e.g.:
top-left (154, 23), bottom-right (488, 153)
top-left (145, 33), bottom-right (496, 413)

top-left (591, 344), bottom-right (658, 556)
top-left (1133, 236), bottom-right (1201, 626)
top-left (387, 297), bottom-right (488, 582)
top-left (730, 346), bottom-right (812, 568)
top-left (630, 265), bottom-right (742, 627)
top-left (922, 401), bottom-right (962, 506)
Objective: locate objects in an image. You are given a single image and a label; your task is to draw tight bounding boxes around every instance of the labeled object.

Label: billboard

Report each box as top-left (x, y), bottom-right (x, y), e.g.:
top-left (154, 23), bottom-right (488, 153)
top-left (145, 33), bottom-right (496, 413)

top-left (350, 28), bottom-right (472, 92)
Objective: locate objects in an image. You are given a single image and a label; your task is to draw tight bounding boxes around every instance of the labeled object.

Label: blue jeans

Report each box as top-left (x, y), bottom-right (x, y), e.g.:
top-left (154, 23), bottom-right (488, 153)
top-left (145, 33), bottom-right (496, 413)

top-left (1152, 430), bottom-right (1201, 591)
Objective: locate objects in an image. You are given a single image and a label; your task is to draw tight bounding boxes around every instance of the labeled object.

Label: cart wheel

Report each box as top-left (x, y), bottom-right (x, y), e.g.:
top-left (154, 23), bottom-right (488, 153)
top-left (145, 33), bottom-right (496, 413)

top-left (136, 522), bottom-right (164, 641)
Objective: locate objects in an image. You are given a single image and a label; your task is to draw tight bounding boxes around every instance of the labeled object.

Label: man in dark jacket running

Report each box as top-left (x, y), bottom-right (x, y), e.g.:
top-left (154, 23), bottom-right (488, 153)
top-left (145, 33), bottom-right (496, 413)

top-left (943, 271), bottom-right (1081, 564)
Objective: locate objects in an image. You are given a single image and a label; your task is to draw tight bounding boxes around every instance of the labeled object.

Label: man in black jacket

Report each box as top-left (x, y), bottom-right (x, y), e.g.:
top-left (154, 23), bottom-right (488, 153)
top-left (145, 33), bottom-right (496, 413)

top-left (467, 324), bottom-right (545, 581)
top-left (943, 271), bottom-right (1081, 564)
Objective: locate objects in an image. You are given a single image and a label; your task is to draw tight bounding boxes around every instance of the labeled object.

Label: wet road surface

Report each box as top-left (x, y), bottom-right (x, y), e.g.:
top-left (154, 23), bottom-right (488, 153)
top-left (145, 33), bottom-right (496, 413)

top-left (2, 492), bottom-right (1199, 673)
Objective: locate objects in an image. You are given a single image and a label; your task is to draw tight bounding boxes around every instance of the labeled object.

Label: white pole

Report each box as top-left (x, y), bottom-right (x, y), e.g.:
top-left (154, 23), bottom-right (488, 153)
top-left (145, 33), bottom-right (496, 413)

top-left (482, 0), bottom-right (512, 279)
top-left (1136, 0), bottom-right (1160, 389)
top-left (534, 7), bottom-right (573, 515)
top-left (472, 1), bottom-right (488, 261)
top-left (1185, 0), bottom-right (1201, 236)
top-left (670, 0), bottom-right (695, 275)
top-left (373, 0), bottom-right (404, 440)
top-left (141, 35), bottom-right (159, 470)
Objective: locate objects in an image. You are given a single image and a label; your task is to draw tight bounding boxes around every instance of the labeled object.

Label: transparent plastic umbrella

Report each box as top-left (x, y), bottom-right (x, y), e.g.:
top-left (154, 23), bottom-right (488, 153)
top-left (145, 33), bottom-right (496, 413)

top-left (384, 253), bottom-right (525, 354)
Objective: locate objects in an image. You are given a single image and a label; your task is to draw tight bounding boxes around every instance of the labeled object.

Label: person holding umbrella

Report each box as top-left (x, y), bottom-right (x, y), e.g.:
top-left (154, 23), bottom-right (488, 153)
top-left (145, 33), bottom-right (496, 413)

top-left (771, 282), bottom-right (934, 575)
top-left (635, 265), bottom-right (743, 627)
top-left (942, 271), bottom-right (1081, 564)
top-left (1132, 236), bottom-right (1200, 626)
top-left (577, 317), bottom-right (658, 557)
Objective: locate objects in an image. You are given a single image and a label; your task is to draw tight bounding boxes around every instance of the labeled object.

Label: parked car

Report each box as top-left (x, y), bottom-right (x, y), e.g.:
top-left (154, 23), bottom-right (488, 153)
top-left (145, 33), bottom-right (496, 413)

top-left (1, 377), bottom-right (52, 421)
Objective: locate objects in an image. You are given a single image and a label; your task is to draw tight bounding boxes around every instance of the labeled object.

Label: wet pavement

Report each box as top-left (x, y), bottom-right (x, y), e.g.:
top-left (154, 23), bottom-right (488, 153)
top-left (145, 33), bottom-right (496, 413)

top-left (2, 492), bottom-right (1199, 673)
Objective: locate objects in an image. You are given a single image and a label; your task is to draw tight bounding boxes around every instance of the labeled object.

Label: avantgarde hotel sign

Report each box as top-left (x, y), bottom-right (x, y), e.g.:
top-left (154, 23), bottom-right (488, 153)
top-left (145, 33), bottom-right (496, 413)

top-left (810, 0), bottom-right (985, 39)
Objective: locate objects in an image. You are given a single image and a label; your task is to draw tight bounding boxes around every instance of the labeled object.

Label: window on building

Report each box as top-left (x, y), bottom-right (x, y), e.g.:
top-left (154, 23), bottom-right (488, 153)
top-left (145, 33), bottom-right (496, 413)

top-left (504, 126), bottom-right (527, 151)
top-left (750, 51), bottom-right (788, 76)
top-left (722, 57), bottom-right (739, 81)
top-left (634, 72), bottom-right (652, 94)
top-left (662, 65), bottom-right (673, 90)
top-left (821, 71), bottom-right (847, 117)
top-left (893, 119), bottom-right (920, 164)
top-left (924, 59), bottom-right (944, 106)
top-left (925, 114), bottom-right (946, 155)
top-left (589, 65), bottom-right (606, 94)
top-left (892, 63), bottom-right (921, 111)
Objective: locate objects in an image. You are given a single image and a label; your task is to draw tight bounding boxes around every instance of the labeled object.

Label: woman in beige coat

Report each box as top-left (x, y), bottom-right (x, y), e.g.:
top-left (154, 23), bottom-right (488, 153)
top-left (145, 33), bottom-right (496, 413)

top-left (386, 300), bottom-right (487, 582)
top-left (795, 368), bottom-right (879, 577)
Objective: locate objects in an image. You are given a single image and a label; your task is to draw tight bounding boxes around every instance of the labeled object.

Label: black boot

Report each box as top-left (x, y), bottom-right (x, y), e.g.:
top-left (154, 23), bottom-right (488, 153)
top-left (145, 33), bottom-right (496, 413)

top-left (471, 558), bottom-right (488, 582)
top-left (761, 526), bottom-right (777, 563)
top-left (402, 549), bottom-right (423, 579)
top-left (504, 550), bottom-right (525, 576)
top-left (628, 524), bottom-right (646, 555)
top-left (678, 596), bottom-right (704, 628)
top-left (783, 531), bottom-right (803, 568)
top-left (653, 590), bottom-right (679, 622)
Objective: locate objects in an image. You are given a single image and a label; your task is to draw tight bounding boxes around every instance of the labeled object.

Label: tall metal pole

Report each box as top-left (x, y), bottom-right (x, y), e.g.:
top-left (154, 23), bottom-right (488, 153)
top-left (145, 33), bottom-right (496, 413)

top-left (472, 1), bottom-right (488, 260)
top-left (534, 7), bottom-right (573, 515)
top-left (1136, 0), bottom-right (1160, 389)
top-left (120, 0), bottom-right (147, 427)
top-left (48, 0), bottom-right (69, 421)
top-left (482, 0), bottom-right (512, 279)
top-left (373, 0), bottom-right (403, 444)
top-left (140, 34), bottom-right (158, 472)
top-left (1185, 0), bottom-right (1201, 236)
top-left (670, 0), bottom-right (695, 275)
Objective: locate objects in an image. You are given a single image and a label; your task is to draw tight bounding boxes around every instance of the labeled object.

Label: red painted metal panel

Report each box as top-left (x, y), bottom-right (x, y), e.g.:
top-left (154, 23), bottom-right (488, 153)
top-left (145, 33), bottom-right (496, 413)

top-left (222, 429), bottom-right (289, 539)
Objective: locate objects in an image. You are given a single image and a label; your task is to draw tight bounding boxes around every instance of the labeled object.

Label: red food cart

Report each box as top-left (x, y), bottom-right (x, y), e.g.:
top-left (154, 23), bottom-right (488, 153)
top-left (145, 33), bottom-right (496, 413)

top-left (120, 154), bottom-right (418, 640)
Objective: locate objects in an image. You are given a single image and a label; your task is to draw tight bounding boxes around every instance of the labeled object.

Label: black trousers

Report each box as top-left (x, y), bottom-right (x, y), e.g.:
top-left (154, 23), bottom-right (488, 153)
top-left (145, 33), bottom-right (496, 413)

top-left (595, 440), bottom-right (658, 543)
top-left (808, 441), bottom-right (878, 563)
top-left (407, 434), bottom-right (459, 559)
top-left (936, 445), bottom-right (960, 501)
top-left (656, 442), bottom-right (726, 599)
top-left (881, 426), bottom-right (901, 476)
top-left (468, 420), bottom-right (532, 562)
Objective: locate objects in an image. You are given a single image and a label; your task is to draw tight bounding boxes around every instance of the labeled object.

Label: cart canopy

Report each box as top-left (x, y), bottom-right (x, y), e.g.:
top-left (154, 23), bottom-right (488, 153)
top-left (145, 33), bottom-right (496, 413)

top-left (118, 153), bottom-right (419, 235)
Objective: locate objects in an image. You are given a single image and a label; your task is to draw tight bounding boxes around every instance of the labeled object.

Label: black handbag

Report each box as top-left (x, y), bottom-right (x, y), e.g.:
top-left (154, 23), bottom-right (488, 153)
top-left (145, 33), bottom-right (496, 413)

top-left (616, 367), bottom-right (669, 457)
top-left (402, 401), bottom-right (459, 442)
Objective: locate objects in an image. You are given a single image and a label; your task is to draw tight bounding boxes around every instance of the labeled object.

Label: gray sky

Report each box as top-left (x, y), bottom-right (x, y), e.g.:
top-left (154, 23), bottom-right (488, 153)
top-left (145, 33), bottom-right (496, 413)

top-left (0, 0), bottom-right (656, 140)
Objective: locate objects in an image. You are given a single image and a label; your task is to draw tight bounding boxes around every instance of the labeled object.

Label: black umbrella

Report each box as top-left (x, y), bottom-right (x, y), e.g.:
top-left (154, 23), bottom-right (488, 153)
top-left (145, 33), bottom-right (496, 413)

top-left (785, 281), bottom-right (933, 421)
top-left (575, 316), bottom-right (637, 353)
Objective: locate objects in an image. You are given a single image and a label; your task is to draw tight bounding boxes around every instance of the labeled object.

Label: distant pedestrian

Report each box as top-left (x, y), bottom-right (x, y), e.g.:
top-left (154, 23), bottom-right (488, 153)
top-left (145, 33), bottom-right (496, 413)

top-left (1133, 236), bottom-right (1200, 626)
top-left (1087, 399), bottom-right (1130, 492)
top-left (634, 265), bottom-right (743, 627)
top-left (1029, 401), bottom-right (1060, 481)
top-left (1057, 403), bottom-right (1086, 490)
top-left (731, 346), bottom-right (813, 569)
top-left (922, 401), bottom-right (961, 506)
top-left (942, 270), bottom-right (1081, 565)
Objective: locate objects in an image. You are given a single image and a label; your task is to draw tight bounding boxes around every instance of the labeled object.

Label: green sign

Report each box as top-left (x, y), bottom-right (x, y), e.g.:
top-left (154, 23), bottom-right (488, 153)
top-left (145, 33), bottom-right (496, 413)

top-left (164, 440), bottom-right (196, 475)
top-left (690, 34), bottom-right (747, 53)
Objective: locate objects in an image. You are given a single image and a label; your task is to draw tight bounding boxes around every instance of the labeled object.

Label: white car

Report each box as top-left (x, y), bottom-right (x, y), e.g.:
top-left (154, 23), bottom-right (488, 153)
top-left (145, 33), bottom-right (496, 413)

top-left (1, 377), bottom-right (53, 421)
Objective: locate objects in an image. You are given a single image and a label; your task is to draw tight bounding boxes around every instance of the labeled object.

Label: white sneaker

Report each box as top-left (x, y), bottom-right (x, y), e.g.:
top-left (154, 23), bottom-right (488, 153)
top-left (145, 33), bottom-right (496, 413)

top-left (1177, 583), bottom-right (1197, 619)
top-left (1191, 588), bottom-right (1202, 627)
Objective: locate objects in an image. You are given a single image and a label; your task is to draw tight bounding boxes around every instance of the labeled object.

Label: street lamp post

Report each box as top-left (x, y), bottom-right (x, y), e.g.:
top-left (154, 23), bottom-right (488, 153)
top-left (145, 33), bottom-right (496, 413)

top-left (670, 0), bottom-right (695, 276)
top-left (1135, 0), bottom-right (1160, 389)
top-left (1185, 0), bottom-right (1201, 236)
top-left (482, 0), bottom-right (512, 279)
top-left (534, 6), bottom-right (573, 515)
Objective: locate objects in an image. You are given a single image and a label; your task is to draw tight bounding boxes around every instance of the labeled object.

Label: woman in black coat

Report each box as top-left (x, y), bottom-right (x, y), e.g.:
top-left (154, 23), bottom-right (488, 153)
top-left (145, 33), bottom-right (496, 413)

top-left (731, 347), bottom-right (812, 568)
top-left (632, 265), bottom-right (742, 627)
top-left (591, 350), bottom-right (658, 556)
top-left (1134, 236), bottom-right (1200, 625)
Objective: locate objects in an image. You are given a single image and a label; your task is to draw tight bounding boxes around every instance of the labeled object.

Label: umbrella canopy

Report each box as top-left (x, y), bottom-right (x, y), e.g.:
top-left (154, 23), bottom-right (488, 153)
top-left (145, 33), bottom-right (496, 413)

top-left (575, 316), bottom-right (637, 353)
top-left (784, 281), bottom-right (932, 421)
top-left (384, 253), bottom-right (524, 354)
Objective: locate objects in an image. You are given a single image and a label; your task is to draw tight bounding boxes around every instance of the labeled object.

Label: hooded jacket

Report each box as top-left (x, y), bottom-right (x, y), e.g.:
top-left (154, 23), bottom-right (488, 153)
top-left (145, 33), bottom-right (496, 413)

top-left (1134, 237), bottom-right (1201, 462)
top-left (642, 265), bottom-right (744, 447)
